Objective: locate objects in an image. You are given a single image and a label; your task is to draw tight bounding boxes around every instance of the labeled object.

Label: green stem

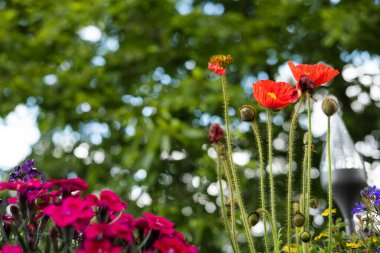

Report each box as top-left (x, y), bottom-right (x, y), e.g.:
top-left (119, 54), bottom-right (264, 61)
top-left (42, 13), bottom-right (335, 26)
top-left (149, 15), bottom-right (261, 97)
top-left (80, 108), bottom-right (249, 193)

top-left (0, 215), bottom-right (9, 244)
top-left (251, 122), bottom-right (269, 252)
top-left (221, 75), bottom-right (256, 253)
top-left (305, 93), bottom-right (312, 232)
top-left (222, 158), bottom-right (239, 252)
top-left (256, 208), bottom-right (279, 253)
top-left (267, 110), bottom-right (277, 240)
top-left (216, 144), bottom-right (240, 253)
top-left (327, 116), bottom-right (333, 253)
top-left (287, 95), bottom-right (304, 251)
top-left (301, 135), bottom-right (308, 216)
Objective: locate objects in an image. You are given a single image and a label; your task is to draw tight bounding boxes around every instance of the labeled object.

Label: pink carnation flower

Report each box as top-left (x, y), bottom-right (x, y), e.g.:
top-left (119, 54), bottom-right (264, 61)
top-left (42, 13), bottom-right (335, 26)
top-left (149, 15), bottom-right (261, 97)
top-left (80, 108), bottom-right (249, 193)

top-left (75, 238), bottom-right (122, 253)
top-left (0, 244), bottom-right (23, 253)
top-left (86, 189), bottom-right (127, 213)
top-left (44, 197), bottom-right (94, 231)
top-left (143, 212), bottom-right (175, 235)
top-left (154, 236), bottom-right (198, 253)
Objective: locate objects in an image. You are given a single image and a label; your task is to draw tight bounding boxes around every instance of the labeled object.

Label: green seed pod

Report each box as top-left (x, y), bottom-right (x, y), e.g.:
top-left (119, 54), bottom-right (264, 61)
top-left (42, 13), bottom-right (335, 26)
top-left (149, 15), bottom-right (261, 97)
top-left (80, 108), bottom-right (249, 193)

top-left (292, 213), bottom-right (305, 227)
top-left (292, 202), bottom-right (300, 214)
top-left (322, 97), bottom-right (338, 117)
top-left (303, 133), bottom-right (308, 145)
top-left (310, 198), bottom-right (318, 209)
top-left (300, 231), bottom-right (311, 243)
top-left (248, 211), bottom-right (260, 227)
top-left (238, 105), bottom-right (256, 122)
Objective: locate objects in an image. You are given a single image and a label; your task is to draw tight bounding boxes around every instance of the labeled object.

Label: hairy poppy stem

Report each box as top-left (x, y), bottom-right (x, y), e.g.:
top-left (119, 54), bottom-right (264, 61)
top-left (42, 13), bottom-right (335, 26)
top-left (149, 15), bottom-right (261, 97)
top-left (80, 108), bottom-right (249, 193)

top-left (215, 144), bottom-right (240, 253)
top-left (267, 110), bottom-right (278, 251)
top-left (221, 75), bottom-right (256, 253)
top-left (255, 208), bottom-right (279, 253)
top-left (305, 94), bottom-right (312, 232)
top-left (286, 95), bottom-right (304, 251)
top-left (327, 116), bottom-right (333, 253)
top-left (251, 121), bottom-right (269, 252)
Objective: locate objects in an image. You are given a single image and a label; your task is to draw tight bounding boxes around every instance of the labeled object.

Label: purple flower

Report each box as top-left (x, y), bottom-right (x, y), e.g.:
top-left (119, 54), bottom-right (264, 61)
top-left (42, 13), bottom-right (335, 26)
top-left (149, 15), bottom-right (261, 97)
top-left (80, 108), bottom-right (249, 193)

top-left (351, 201), bottom-right (366, 215)
top-left (375, 247), bottom-right (380, 253)
top-left (9, 160), bottom-right (46, 183)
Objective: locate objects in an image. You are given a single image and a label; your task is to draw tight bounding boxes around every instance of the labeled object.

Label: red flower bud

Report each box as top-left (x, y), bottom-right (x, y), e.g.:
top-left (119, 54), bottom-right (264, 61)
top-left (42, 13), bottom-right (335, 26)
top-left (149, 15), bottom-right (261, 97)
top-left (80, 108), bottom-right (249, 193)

top-left (208, 124), bottom-right (224, 143)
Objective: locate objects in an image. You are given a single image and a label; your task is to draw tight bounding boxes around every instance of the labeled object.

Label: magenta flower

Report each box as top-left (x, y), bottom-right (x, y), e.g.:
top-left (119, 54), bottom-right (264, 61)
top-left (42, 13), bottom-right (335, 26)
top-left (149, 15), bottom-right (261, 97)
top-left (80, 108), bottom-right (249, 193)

top-left (154, 236), bottom-right (198, 253)
top-left (75, 238), bottom-right (122, 253)
top-left (50, 178), bottom-right (88, 194)
top-left (0, 244), bottom-right (23, 253)
top-left (84, 220), bottom-right (134, 243)
top-left (143, 212), bottom-right (175, 235)
top-left (86, 189), bottom-right (127, 213)
top-left (44, 197), bottom-right (94, 231)
top-left (0, 179), bottom-right (51, 202)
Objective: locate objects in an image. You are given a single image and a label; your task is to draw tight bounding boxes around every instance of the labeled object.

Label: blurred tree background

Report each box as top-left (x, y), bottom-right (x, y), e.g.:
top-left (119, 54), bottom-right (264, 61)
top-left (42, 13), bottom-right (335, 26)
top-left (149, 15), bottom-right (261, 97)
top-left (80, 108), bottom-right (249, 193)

top-left (1, 0), bottom-right (380, 251)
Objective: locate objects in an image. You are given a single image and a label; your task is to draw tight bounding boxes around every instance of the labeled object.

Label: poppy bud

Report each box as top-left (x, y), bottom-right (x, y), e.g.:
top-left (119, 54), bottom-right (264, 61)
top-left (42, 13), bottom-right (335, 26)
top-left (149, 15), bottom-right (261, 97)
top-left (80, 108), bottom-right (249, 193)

top-left (322, 97), bottom-right (338, 117)
top-left (238, 105), bottom-right (256, 122)
top-left (292, 213), bottom-right (305, 227)
top-left (208, 123), bottom-right (224, 143)
top-left (300, 231), bottom-right (311, 243)
top-left (248, 211), bottom-right (260, 227)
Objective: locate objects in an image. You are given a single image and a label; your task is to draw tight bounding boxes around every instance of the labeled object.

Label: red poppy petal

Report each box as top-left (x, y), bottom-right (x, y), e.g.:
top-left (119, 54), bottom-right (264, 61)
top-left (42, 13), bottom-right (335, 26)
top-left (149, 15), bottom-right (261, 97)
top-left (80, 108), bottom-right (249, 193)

top-left (288, 62), bottom-right (302, 81)
top-left (312, 64), bottom-right (340, 85)
top-left (288, 61), bottom-right (339, 86)
top-left (253, 80), bottom-right (297, 109)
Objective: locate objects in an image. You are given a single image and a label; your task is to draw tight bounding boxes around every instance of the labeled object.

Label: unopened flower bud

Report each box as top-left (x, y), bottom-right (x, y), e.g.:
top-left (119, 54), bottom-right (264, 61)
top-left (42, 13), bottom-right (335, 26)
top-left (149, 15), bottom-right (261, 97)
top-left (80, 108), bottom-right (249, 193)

top-left (238, 105), bottom-right (256, 122)
top-left (248, 211), bottom-right (260, 227)
top-left (322, 97), bottom-right (338, 117)
top-left (208, 123), bottom-right (224, 143)
top-left (300, 231), bottom-right (311, 243)
top-left (292, 213), bottom-right (305, 227)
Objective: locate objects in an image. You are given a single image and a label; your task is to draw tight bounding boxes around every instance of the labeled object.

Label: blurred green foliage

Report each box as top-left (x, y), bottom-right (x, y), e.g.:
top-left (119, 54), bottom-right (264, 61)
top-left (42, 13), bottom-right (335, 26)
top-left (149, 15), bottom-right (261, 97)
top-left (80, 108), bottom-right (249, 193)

top-left (1, 0), bottom-right (380, 251)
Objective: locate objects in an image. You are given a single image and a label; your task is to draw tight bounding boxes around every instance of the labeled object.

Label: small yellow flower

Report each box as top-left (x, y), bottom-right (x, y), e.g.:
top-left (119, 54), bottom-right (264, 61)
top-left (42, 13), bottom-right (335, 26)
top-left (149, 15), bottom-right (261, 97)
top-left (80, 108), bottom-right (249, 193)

top-left (373, 237), bottom-right (378, 243)
top-left (321, 208), bottom-right (336, 216)
top-left (314, 232), bottom-right (328, 240)
top-left (346, 242), bottom-right (362, 249)
top-left (282, 245), bottom-right (297, 253)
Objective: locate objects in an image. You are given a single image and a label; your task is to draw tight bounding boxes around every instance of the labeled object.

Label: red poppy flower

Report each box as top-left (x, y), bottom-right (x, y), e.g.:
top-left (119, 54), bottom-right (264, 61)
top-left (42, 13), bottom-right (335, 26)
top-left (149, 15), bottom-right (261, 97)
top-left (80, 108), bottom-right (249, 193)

top-left (253, 80), bottom-right (298, 109)
top-left (288, 61), bottom-right (339, 94)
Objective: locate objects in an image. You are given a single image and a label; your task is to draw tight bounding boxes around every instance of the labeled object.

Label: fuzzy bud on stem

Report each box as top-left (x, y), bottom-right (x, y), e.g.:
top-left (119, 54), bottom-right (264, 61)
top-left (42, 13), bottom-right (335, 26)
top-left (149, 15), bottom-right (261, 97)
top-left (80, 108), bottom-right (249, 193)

top-left (238, 105), bottom-right (256, 122)
top-left (248, 211), bottom-right (260, 227)
top-left (300, 231), bottom-right (311, 243)
top-left (292, 213), bottom-right (305, 228)
top-left (322, 97), bottom-right (338, 117)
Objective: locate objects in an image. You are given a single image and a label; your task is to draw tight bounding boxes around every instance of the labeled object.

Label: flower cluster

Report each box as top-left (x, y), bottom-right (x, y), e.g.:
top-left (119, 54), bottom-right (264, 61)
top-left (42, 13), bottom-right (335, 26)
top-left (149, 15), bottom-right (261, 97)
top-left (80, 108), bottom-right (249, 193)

top-left (352, 186), bottom-right (380, 231)
top-left (0, 160), bottom-right (198, 253)
top-left (208, 54), bottom-right (232, 76)
top-left (350, 186), bottom-right (380, 252)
